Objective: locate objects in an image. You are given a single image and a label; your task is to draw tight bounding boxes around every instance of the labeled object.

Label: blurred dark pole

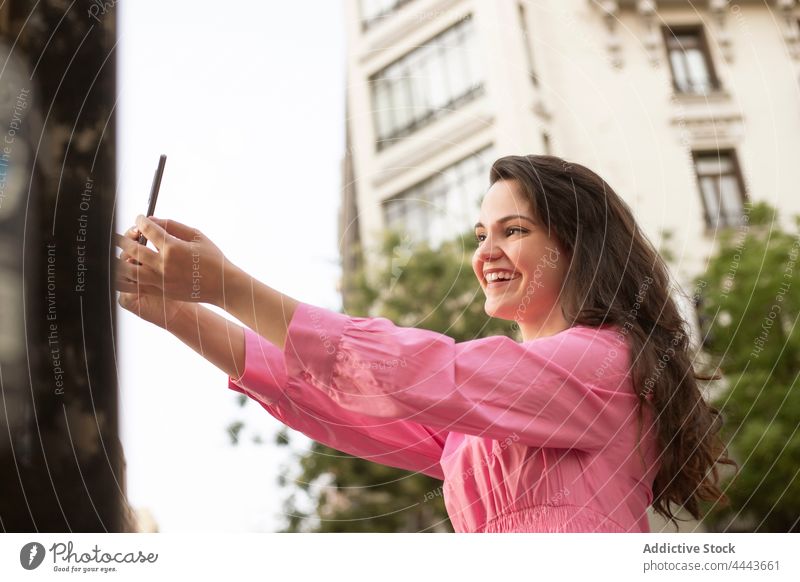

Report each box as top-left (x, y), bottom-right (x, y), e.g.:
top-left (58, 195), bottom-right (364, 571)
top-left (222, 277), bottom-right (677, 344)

top-left (0, 0), bottom-right (128, 531)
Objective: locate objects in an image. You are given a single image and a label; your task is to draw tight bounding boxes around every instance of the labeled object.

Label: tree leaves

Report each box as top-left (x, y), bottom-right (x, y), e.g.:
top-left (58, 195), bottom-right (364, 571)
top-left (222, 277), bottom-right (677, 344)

top-left (693, 202), bottom-right (800, 532)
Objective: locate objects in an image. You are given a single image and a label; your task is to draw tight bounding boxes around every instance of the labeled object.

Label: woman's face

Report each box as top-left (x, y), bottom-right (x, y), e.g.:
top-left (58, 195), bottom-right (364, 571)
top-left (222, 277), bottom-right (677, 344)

top-left (471, 179), bottom-right (570, 326)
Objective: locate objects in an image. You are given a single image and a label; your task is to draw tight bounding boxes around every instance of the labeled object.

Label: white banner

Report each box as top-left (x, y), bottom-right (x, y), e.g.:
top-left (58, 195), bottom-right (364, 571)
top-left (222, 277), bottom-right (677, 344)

top-left (1, 533), bottom-right (797, 581)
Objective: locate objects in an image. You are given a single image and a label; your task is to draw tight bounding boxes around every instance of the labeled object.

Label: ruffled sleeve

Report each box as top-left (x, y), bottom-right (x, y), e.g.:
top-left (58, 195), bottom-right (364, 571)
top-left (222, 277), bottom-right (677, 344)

top-left (282, 302), bottom-right (637, 453)
top-left (228, 324), bottom-right (447, 479)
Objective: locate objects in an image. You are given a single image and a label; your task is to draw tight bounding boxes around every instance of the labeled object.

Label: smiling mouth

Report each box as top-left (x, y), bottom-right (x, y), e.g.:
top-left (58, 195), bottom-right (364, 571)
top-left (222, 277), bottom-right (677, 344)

top-left (485, 273), bottom-right (522, 289)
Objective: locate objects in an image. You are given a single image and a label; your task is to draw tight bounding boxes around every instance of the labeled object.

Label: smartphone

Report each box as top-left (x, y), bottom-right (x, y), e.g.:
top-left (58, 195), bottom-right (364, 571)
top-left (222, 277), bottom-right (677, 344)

top-left (137, 154), bottom-right (167, 245)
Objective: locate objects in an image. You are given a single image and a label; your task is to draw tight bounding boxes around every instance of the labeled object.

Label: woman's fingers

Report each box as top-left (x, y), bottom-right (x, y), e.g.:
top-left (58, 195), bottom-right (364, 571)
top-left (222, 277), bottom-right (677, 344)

top-left (148, 216), bottom-right (202, 241)
top-left (120, 227), bottom-right (143, 264)
top-left (114, 256), bottom-right (162, 288)
top-left (115, 276), bottom-right (159, 295)
top-left (115, 279), bottom-right (160, 294)
top-left (135, 215), bottom-right (178, 251)
top-left (113, 232), bottom-right (160, 270)
top-left (120, 215), bottom-right (225, 304)
top-left (125, 225), bottom-right (140, 238)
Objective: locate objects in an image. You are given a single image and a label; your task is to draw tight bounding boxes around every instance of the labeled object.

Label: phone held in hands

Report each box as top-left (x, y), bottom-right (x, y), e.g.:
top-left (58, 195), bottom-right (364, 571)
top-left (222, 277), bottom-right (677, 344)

top-left (137, 154), bottom-right (167, 246)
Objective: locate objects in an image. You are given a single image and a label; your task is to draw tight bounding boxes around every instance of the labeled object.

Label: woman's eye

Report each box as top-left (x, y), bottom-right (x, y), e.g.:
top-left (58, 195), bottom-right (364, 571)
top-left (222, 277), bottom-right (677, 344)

top-left (475, 228), bottom-right (525, 242)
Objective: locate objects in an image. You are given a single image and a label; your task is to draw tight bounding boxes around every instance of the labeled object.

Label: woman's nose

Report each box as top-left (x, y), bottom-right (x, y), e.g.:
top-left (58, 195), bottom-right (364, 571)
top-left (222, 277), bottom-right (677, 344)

top-left (477, 236), bottom-right (502, 261)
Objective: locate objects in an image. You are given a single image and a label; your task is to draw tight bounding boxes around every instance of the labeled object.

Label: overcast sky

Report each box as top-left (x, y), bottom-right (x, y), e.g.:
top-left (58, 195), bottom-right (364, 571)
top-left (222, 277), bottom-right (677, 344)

top-left (117, 0), bottom-right (345, 531)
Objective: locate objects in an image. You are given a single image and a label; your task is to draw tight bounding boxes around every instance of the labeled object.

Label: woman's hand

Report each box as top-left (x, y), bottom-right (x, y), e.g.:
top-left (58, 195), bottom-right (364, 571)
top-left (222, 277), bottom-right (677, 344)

top-left (113, 215), bottom-right (231, 305)
top-left (114, 226), bottom-right (246, 377)
top-left (113, 215), bottom-right (300, 351)
top-left (114, 226), bottom-right (197, 330)
top-left (118, 283), bottom-right (197, 331)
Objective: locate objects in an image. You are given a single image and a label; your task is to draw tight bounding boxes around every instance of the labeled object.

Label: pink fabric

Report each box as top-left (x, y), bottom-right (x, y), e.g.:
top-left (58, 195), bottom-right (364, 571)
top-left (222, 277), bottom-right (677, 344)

top-left (228, 301), bottom-right (660, 533)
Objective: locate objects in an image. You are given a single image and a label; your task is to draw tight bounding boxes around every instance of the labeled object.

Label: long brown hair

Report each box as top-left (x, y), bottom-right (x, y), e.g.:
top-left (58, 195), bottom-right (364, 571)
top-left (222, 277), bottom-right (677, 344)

top-left (489, 154), bottom-right (738, 527)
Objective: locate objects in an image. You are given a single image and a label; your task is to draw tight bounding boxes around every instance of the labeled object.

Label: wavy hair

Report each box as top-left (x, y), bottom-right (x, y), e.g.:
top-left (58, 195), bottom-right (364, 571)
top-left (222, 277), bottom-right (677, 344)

top-left (489, 154), bottom-right (738, 527)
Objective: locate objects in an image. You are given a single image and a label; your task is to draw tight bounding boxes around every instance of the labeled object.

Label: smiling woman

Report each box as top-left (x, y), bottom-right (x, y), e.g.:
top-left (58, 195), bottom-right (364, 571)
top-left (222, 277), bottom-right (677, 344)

top-left (471, 180), bottom-right (572, 342)
top-left (478, 155), bottom-right (739, 527)
top-left (113, 153), bottom-right (737, 533)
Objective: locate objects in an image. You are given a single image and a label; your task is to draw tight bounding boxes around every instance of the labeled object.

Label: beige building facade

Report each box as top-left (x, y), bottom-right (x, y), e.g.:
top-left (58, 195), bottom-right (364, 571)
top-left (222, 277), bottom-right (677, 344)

top-left (341, 0), bottom-right (799, 289)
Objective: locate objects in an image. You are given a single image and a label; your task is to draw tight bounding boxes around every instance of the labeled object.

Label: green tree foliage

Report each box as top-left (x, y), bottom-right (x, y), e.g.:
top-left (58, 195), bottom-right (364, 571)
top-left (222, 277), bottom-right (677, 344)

top-left (693, 201), bottom-right (800, 532)
top-left (276, 229), bottom-right (514, 532)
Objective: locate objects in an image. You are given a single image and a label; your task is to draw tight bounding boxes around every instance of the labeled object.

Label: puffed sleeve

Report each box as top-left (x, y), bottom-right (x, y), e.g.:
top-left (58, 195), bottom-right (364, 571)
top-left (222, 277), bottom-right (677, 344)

top-left (283, 302), bottom-right (638, 453)
top-left (228, 325), bottom-right (447, 479)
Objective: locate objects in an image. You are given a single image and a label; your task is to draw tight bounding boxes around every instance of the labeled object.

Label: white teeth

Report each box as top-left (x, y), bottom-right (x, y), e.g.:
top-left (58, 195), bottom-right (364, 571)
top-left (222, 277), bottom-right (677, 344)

top-left (486, 271), bottom-right (518, 282)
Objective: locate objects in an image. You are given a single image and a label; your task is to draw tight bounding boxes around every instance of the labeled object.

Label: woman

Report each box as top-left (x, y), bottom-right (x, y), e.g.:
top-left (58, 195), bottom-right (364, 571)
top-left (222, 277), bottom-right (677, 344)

top-left (114, 154), bottom-right (736, 533)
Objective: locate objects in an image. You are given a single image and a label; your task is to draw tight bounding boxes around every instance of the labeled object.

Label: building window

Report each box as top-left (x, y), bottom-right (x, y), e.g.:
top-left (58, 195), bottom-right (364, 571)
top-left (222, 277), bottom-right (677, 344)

top-left (692, 150), bottom-right (747, 230)
top-left (370, 15), bottom-right (484, 151)
top-left (359, 0), bottom-right (416, 31)
top-left (662, 25), bottom-right (719, 94)
top-left (383, 145), bottom-right (495, 248)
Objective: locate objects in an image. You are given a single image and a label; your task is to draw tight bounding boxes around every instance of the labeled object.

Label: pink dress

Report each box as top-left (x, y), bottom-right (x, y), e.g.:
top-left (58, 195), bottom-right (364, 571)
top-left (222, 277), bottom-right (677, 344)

top-left (227, 302), bottom-right (660, 533)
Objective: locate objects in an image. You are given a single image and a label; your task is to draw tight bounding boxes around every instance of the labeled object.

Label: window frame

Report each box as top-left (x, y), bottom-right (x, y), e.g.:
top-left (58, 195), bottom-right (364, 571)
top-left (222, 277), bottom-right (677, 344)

top-left (359, 0), bottom-right (417, 32)
top-left (661, 24), bottom-right (721, 95)
top-left (691, 149), bottom-right (748, 232)
top-left (381, 145), bottom-right (495, 247)
top-left (368, 14), bottom-right (484, 152)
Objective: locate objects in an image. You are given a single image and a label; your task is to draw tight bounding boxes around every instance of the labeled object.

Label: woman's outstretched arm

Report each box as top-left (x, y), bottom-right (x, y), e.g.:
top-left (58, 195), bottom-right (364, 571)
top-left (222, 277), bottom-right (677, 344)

top-left (218, 262), bottom-right (299, 351)
top-left (166, 303), bottom-right (246, 380)
top-left (114, 222), bottom-right (247, 379)
top-left (257, 301), bottom-right (646, 454)
top-left (114, 215), bottom-right (301, 351)
top-left (114, 224), bottom-right (446, 478)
